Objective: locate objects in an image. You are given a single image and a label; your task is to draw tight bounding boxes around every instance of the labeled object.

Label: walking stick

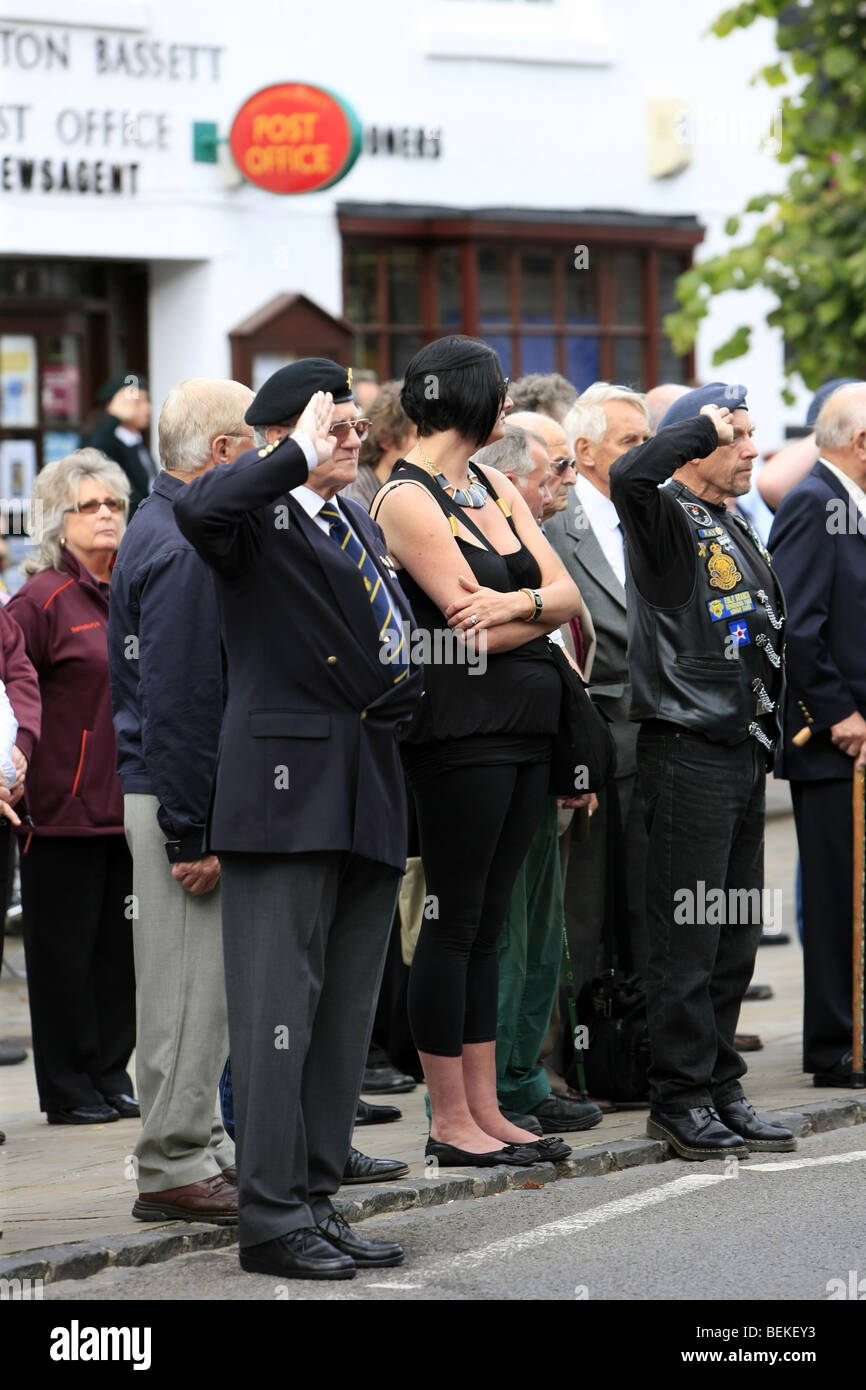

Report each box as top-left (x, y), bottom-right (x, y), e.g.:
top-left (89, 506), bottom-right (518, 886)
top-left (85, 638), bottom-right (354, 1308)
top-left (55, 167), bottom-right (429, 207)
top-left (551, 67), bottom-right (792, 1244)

top-left (852, 765), bottom-right (866, 1088)
top-left (561, 928), bottom-right (589, 1101)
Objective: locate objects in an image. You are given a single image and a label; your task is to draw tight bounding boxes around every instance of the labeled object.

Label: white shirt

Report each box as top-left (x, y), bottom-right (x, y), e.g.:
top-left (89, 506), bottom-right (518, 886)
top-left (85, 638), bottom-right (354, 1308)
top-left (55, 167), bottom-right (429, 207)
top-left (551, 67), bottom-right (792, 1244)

top-left (576, 474), bottom-right (626, 588)
top-left (290, 483), bottom-right (343, 534)
top-left (820, 457), bottom-right (866, 528)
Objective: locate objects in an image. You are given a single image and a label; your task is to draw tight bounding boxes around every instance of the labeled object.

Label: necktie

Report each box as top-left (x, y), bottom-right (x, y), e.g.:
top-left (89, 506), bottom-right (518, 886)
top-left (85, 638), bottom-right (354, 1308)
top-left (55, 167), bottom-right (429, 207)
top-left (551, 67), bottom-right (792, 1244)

top-left (319, 504), bottom-right (409, 684)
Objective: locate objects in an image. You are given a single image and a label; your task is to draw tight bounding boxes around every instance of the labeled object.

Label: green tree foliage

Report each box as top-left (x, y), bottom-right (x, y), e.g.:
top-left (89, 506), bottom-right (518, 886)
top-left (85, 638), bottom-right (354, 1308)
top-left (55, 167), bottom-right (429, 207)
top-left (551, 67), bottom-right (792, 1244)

top-left (665, 1), bottom-right (866, 393)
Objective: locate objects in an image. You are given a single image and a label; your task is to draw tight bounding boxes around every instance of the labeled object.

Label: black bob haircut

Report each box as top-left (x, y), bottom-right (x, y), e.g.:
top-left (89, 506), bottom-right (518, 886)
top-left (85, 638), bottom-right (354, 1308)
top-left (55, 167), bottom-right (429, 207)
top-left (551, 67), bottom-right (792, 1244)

top-left (400, 336), bottom-right (507, 447)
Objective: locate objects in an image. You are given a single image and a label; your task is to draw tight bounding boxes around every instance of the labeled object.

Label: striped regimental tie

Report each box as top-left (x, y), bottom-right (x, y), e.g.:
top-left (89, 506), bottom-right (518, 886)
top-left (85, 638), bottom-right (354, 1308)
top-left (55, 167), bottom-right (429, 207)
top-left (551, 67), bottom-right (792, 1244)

top-left (319, 504), bottom-right (409, 684)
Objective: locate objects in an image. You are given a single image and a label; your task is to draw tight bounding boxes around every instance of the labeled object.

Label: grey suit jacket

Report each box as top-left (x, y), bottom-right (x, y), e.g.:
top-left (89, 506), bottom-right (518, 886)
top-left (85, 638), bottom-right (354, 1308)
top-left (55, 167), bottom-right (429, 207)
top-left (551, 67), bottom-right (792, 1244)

top-left (547, 486), bottom-right (637, 778)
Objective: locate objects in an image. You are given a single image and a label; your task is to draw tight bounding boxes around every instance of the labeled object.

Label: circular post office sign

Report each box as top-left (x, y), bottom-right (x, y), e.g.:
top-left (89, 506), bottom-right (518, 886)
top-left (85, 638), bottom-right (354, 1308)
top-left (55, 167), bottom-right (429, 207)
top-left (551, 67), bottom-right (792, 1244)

top-left (229, 82), bottom-right (362, 194)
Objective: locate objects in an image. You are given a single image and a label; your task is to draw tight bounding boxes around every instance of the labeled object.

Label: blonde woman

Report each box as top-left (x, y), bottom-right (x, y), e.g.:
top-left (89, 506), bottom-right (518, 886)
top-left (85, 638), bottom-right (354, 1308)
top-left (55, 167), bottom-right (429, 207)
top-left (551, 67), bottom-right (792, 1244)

top-left (9, 449), bottom-right (137, 1125)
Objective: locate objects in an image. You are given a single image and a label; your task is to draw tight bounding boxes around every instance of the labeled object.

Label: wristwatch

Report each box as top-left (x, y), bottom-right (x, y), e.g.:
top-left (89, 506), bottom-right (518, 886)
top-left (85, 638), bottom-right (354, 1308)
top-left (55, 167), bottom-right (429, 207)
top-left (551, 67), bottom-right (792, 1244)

top-left (522, 588), bottom-right (543, 622)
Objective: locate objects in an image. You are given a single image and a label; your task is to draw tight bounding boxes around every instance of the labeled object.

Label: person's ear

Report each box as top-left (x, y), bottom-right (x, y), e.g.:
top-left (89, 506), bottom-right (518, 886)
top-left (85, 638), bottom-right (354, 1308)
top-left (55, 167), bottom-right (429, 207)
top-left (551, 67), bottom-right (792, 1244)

top-left (574, 435), bottom-right (594, 467)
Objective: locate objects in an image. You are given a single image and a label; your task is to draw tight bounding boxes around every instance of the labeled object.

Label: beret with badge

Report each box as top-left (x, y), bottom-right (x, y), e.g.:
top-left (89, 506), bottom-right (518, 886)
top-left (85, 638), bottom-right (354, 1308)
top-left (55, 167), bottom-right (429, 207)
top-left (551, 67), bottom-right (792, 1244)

top-left (657, 381), bottom-right (749, 432)
top-left (245, 358), bottom-right (355, 426)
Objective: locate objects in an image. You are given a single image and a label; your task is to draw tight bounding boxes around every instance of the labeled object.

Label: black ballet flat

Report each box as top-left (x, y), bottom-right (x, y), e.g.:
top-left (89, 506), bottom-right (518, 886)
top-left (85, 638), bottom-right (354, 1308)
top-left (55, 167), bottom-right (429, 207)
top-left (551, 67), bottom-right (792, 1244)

top-left (425, 1138), bottom-right (538, 1168)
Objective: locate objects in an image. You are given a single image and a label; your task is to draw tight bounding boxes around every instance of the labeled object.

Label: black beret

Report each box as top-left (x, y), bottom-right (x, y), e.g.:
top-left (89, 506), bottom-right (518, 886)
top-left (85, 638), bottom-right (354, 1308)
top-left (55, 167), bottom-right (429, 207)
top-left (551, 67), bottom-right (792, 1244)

top-left (245, 358), bottom-right (355, 426)
top-left (97, 371), bottom-right (149, 404)
top-left (658, 381), bottom-right (749, 432)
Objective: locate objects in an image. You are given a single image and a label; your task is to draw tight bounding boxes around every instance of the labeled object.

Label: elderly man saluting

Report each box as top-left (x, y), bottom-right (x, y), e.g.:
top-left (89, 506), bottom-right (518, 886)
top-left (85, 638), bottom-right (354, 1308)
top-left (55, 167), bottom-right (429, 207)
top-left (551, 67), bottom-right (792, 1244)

top-left (174, 361), bottom-right (421, 1281)
top-left (609, 384), bottom-right (796, 1160)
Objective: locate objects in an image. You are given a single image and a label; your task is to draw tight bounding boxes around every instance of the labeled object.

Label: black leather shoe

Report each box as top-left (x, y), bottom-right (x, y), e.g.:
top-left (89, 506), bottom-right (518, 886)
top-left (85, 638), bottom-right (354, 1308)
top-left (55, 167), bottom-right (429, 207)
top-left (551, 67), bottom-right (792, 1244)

top-left (760, 930), bottom-right (790, 945)
top-left (744, 982), bottom-right (773, 1000)
top-left (812, 1051), bottom-right (853, 1086)
top-left (104, 1093), bottom-right (140, 1119)
top-left (342, 1146), bottom-right (409, 1184)
top-left (425, 1137), bottom-right (538, 1168)
top-left (355, 1098), bottom-right (402, 1125)
top-left (0, 1042), bottom-right (26, 1065)
top-left (361, 1063), bottom-right (417, 1094)
top-left (528, 1093), bottom-right (603, 1133)
top-left (500, 1107), bottom-right (543, 1136)
top-left (647, 1106), bottom-right (749, 1160)
top-left (46, 1103), bottom-right (120, 1125)
top-left (317, 1210), bottom-right (404, 1267)
top-left (716, 1097), bottom-right (796, 1152)
top-left (239, 1228), bottom-right (356, 1280)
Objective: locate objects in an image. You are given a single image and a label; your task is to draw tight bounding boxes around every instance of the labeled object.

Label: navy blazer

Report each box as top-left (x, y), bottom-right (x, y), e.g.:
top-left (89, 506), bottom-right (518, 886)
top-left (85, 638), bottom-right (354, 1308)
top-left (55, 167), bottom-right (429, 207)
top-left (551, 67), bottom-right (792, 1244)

top-left (769, 459), bottom-right (866, 781)
top-left (173, 438), bottom-right (422, 870)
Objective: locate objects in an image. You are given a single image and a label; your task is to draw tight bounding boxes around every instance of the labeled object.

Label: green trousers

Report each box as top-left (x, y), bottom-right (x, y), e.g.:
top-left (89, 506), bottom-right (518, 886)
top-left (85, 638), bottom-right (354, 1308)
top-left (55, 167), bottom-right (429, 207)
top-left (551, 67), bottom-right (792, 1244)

top-left (496, 795), bottom-right (562, 1113)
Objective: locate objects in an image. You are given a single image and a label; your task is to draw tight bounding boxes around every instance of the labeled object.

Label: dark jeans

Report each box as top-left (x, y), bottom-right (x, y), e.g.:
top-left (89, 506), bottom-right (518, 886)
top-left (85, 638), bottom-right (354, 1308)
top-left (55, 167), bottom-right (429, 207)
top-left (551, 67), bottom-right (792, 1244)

top-left (636, 728), bottom-right (767, 1112)
top-left (21, 834), bottom-right (135, 1112)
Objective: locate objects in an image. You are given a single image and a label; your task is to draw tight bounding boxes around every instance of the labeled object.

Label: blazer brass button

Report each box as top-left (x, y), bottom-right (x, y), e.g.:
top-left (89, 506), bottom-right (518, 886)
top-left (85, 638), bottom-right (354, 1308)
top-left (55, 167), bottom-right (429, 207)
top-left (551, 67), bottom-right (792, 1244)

top-left (360, 710), bottom-right (367, 720)
top-left (326, 656), bottom-right (338, 665)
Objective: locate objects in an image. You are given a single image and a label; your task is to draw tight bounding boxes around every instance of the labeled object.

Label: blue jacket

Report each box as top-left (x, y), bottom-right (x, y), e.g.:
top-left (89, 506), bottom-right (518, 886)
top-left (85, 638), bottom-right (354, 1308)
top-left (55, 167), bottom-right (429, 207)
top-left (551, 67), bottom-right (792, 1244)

top-left (173, 436), bottom-right (422, 871)
top-left (769, 459), bottom-right (866, 782)
top-left (108, 471), bottom-right (224, 860)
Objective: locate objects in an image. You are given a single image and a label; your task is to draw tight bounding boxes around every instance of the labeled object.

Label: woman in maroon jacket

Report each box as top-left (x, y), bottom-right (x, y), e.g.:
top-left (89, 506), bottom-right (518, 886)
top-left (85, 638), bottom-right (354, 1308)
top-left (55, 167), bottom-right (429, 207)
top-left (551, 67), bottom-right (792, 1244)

top-left (9, 448), bottom-right (137, 1125)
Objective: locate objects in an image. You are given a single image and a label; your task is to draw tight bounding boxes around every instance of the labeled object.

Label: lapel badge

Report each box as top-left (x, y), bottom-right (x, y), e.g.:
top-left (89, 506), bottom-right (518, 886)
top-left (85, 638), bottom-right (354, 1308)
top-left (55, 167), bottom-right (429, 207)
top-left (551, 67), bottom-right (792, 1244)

top-left (346, 366), bottom-right (353, 392)
top-left (707, 542), bottom-right (742, 591)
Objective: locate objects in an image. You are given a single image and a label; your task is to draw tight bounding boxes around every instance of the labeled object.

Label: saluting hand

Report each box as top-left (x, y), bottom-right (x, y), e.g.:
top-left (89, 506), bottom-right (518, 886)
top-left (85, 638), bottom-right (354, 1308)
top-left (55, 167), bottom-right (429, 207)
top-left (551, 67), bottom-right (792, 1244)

top-left (295, 390), bottom-right (337, 466)
top-left (700, 403), bottom-right (735, 445)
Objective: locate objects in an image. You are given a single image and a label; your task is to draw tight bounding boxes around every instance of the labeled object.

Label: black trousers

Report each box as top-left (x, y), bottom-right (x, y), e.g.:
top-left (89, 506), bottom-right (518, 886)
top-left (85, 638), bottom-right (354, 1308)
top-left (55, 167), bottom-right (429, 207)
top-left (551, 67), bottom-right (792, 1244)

top-left (790, 778), bottom-right (853, 1074)
top-left (21, 834), bottom-right (135, 1112)
top-left (636, 729), bottom-right (766, 1112)
top-left (408, 759), bottom-right (551, 1056)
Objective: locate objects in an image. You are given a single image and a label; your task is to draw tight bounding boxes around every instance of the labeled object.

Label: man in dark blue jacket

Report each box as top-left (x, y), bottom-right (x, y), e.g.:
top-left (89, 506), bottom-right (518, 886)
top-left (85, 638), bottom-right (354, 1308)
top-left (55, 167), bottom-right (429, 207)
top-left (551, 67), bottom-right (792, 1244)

top-left (174, 360), bottom-right (422, 1281)
top-left (108, 376), bottom-right (255, 1223)
top-left (770, 382), bottom-right (866, 1085)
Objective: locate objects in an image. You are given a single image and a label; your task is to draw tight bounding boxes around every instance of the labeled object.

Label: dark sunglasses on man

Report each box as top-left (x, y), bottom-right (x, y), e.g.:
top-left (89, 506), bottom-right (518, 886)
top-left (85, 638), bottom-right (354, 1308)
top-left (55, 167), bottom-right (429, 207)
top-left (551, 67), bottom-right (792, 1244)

top-left (329, 417), bottom-right (371, 444)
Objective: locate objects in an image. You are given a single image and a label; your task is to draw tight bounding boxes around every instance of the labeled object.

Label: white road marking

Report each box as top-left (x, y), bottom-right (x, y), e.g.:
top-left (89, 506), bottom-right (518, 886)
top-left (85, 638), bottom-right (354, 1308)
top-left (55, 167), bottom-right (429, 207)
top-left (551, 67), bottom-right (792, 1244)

top-left (364, 1282), bottom-right (424, 1289)
top-left (437, 1173), bottom-right (728, 1271)
top-left (745, 1150), bottom-right (866, 1172)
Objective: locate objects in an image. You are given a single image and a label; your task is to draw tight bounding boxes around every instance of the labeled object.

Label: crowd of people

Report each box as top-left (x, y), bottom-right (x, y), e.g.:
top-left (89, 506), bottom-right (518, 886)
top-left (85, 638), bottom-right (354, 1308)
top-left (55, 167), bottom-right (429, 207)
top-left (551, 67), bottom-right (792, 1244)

top-left (1, 342), bottom-right (864, 1281)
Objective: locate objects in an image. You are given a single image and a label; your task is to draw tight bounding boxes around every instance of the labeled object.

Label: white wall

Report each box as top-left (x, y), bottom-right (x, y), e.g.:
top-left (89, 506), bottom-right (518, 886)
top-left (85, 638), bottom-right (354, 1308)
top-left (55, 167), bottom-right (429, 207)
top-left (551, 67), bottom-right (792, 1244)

top-left (0, 0), bottom-right (809, 444)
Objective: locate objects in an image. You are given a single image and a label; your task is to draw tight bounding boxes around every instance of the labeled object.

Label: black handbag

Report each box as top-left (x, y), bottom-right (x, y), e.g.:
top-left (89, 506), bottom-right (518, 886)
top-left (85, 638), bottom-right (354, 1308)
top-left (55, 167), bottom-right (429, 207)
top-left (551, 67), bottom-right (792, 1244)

top-left (547, 640), bottom-right (617, 795)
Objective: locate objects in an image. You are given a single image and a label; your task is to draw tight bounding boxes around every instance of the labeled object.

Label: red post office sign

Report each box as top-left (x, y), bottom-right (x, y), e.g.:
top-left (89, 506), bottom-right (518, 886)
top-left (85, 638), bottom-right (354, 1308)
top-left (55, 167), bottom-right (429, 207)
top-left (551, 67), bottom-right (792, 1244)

top-left (229, 82), bottom-right (362, 194)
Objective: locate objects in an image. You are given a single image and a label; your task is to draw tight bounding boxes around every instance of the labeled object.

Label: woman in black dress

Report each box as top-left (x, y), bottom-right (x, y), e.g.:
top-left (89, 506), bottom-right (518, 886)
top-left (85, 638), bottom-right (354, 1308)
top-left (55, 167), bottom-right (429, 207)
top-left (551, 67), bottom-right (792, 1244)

top-left (373, 337), bottom-right (582, 1164)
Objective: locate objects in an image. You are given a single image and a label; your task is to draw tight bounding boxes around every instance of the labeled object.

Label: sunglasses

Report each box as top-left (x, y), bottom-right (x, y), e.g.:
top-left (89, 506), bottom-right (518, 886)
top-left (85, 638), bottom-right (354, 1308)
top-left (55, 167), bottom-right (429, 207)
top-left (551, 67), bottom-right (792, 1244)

top-left (65, 497), bottom-right (124, 515)
top-left (551, 457), bottom-right (575, 476)
top-left (330, 417), bottom-right (371, 444)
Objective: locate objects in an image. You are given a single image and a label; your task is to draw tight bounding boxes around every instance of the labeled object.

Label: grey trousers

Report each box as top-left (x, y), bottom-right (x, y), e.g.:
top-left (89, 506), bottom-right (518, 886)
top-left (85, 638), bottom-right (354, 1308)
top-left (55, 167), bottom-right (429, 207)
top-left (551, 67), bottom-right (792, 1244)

top-left (124, 794), bottom-right (233, 1192)
top-left (220, 850), bottom-right (400, 1247)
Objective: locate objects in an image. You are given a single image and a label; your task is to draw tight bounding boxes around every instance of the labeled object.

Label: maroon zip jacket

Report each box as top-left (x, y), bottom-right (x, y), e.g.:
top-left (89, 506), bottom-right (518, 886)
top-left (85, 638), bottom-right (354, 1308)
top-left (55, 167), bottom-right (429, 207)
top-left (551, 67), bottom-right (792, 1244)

top-left (7, 551), bottom-right (123, 836)
top-left (0, 606), bottom-right (41, 763)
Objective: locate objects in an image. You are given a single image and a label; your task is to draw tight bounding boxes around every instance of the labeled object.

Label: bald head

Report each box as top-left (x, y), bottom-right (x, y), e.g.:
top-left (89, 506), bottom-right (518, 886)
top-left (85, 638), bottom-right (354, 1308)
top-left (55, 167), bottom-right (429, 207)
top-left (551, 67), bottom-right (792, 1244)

top-left (159, 377), bottom-right (254, 476)
top-left (815, 383), bottom-right (866, 487)
top-left (645, 383), bottom-right (690, 436)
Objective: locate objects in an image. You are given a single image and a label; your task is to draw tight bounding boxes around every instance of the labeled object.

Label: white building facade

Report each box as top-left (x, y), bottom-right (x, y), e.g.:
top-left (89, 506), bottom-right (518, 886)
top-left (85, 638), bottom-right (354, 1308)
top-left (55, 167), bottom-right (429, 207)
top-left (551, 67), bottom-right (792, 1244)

top-left (0, 0), bottom-right (804, 476)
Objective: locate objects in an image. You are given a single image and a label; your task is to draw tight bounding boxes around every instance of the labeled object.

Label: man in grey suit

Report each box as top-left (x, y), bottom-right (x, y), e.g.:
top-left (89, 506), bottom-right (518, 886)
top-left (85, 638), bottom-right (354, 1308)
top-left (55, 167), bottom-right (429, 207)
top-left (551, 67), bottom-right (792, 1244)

top-left (546, 383), bottom-right (651, 1000)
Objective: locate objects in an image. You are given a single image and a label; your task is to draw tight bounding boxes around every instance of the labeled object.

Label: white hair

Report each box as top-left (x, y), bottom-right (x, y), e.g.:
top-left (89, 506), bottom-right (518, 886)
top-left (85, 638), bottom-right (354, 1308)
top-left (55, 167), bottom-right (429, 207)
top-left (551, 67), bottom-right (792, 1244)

top-left (158, 377), bottom-right (252, 474)
top-left (473, 423), bottom-right (534, 479)
top-left (563, 382), bottom-right (648, 445)
top-left (23, 449), bottom-right (130, 576)
top-left (814, 383), bottom-right (866, 451)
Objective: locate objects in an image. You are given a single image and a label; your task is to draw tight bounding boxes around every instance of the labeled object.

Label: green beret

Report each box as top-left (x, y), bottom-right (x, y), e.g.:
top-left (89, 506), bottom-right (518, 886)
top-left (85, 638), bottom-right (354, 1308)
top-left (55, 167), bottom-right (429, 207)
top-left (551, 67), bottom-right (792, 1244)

top-left (245, 358), bottom-right (355, 426)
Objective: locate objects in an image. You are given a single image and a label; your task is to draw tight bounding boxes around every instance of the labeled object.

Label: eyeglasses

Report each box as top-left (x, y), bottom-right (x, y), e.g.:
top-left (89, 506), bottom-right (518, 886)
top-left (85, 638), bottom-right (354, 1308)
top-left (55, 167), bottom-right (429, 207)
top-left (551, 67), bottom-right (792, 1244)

top-left (499, 378), bottom-right (511, 401)
top-left (551, 457), bottom-right (575, 476)
top-left (330, 417), bottom-right (371, 444)
top-left (65, 497), bottom-right (124, 515)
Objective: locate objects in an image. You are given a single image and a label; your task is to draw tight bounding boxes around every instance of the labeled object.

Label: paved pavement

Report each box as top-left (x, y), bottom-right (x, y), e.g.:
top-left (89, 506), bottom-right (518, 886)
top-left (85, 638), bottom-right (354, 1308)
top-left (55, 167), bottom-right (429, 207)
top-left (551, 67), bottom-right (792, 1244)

top-left (1, 779), bottom-right (862, 1288)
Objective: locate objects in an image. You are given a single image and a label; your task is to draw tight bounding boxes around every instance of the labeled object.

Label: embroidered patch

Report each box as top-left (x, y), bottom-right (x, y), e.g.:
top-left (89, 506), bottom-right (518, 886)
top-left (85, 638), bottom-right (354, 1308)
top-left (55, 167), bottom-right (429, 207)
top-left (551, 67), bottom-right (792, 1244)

top-left (706, 591), bottom-right (755, 622)
top-left (698, 525), bottom-right (724, 539)
top-left (727, 619), bottom-right (751, 647)
top-left (706, 542), bottom-right (743, 591)
top-left (678, 498), bottom-right (714, 526)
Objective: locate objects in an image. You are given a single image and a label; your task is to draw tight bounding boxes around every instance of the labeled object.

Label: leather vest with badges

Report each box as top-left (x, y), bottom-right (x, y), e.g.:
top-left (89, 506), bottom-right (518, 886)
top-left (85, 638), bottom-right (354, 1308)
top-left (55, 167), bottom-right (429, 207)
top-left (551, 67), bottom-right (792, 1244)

top-left (627, 482), bottom-right (785, 749)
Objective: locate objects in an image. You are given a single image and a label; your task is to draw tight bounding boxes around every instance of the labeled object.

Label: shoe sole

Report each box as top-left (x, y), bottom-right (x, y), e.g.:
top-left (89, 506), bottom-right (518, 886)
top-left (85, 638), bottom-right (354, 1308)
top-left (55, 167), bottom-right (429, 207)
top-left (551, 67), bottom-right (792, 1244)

top-left (341, 1165), bottom-right (410, 1184)
top-left (739, 1137), bottom-right (797, 1152)
top-left (47, 1113), bottom-right (120, 1125)
top-left (239, 1254), bottom-right (356, 1280)
top-left (132, 1201), bottom-right (238, 1225)
top-left (813, 1075), bottom-right (852, 1087)
top-left (361, 1083), bottom-right (417, 1094)
top-left (646, 1118), bottom-right (749, 1161)
top-left (338, 1251), bottom-right (405, 1268)
top-left (354, 1115), bottom-right (401, 1126)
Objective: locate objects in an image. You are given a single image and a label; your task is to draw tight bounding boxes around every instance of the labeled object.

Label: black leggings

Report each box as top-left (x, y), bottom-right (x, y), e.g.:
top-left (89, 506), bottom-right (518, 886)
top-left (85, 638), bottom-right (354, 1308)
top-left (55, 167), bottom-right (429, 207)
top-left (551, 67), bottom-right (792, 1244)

top-left (408, 759), bottom-right (551, 1056)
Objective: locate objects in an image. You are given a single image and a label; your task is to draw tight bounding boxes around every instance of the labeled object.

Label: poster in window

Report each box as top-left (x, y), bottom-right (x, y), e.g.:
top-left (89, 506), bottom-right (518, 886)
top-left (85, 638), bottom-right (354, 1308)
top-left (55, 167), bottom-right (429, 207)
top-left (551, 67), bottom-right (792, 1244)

top-left (0, 437), bottom-right (37, 503)
top-left (0, 336), bottom-right (38, 428)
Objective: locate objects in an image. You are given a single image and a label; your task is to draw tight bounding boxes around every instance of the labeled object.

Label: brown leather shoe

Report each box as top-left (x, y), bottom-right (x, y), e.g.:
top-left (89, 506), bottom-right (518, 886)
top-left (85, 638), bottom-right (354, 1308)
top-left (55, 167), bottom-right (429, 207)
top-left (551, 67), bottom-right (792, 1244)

top-left (132, 1175), bottom-right (238, 1225)
top-left (221, 1165), bottom-right (237, 1184)
top-left (734, 1033), bottom-right (764, 1052)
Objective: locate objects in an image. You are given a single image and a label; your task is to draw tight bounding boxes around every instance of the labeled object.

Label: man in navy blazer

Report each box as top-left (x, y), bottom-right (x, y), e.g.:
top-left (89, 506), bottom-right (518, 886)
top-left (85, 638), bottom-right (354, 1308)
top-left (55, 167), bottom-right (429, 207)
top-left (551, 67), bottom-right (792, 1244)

top-left (770, 382), bottom-right (866, 1086)
top-left (174, 360), bottom-right (422, 1281)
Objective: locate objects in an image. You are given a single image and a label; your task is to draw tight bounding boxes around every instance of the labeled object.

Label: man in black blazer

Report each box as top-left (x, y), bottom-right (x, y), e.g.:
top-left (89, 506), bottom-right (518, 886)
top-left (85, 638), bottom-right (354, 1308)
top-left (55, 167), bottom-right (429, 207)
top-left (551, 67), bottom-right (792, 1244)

top-left (174, 360), bottom-right (422, 1280)
top-left (770, 382), bottom-right (866, 1085)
